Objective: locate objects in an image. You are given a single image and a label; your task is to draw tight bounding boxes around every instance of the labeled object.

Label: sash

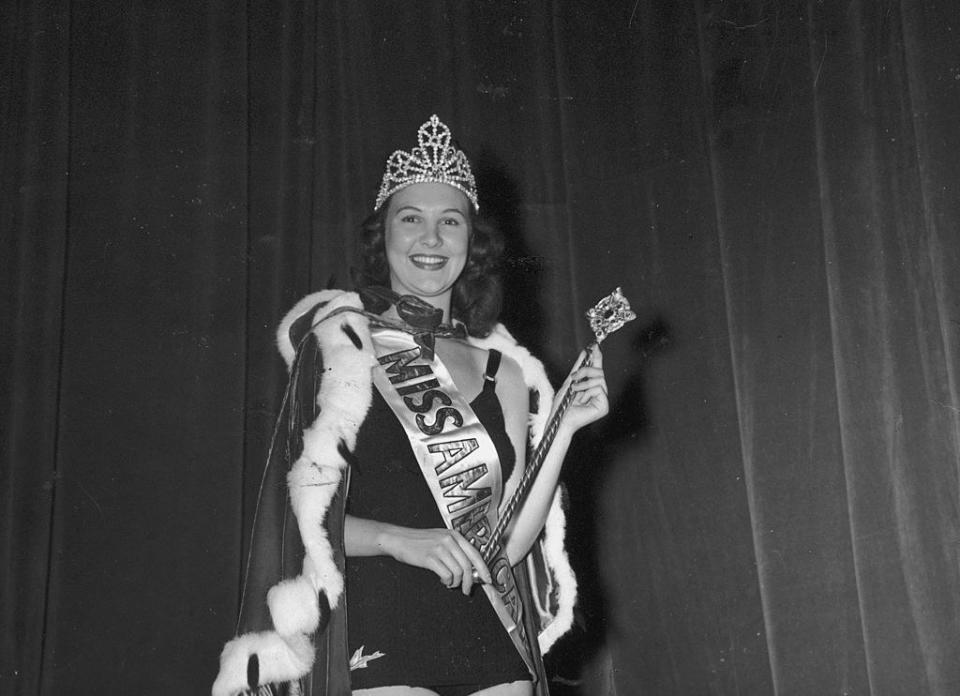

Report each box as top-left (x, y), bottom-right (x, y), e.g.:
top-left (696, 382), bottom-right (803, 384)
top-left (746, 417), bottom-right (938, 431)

top-left (370, 327), bottom-right (535, 675)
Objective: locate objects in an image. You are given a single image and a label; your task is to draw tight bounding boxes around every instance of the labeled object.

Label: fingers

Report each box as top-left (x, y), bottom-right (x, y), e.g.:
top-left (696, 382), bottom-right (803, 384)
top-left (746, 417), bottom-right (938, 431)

top-left (571, 370), bottom-right (606, 391)
top-left (456, 534), bottom-right (492, 590)
top-left (587, 344), bottom-right (604, 368)
top-left (577, 344), bottom-right (603, 370)
top-left (562, 347), bottom-right (609, 420)
top-left (426, 556), bottom-right (458, 588)
top-left (432, 543), bottom-right (471, 591)
top-left (569, 365), bottom-right (608, 406)
top-left (426, 529), bottom-right (491, 595)
top-left (568, 347), bottom-right (605, 387)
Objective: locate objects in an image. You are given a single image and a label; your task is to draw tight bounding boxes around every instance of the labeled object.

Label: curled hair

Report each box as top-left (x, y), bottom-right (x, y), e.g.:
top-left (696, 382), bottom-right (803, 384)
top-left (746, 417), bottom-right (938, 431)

top-left (358, 198), bottom-right (504, 337)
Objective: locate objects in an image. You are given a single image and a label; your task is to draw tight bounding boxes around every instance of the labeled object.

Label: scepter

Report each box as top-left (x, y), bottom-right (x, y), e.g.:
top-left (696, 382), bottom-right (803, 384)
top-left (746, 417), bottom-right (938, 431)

top-left (478, 287), bottom-right (636, 568)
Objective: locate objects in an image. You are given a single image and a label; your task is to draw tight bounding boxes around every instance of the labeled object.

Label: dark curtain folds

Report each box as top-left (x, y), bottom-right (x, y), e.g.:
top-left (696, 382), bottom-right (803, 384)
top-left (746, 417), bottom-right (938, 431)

top-left (2, 2), bottom-right (958, 695)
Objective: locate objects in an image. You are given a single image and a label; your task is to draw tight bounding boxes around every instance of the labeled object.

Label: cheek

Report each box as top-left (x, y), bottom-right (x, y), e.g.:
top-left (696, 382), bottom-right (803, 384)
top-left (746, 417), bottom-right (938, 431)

top-left (385, 241), bottom-right (403, 260)
top-left (452, 230), bottom-right (471, 256)
top-left (384, 228), bottom-right (400, 252)
top-left (384, 229), bottom-right (412, 264)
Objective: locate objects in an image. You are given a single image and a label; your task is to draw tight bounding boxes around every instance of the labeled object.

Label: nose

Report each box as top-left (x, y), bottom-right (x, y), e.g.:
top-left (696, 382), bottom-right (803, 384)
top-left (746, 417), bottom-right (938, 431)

top-left (420, 221), bottom-right (442, 247)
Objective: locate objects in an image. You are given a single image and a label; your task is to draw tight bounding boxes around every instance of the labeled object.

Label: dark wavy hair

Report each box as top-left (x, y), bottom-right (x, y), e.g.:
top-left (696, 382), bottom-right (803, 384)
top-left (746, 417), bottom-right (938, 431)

top-left (358, 194), bottom-right (505, 337)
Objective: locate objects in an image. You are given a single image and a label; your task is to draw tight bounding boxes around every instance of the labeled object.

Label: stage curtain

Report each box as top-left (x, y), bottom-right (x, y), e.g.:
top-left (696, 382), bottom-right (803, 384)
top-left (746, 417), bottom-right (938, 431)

top-left (2, 1), bottom-right (958, 694)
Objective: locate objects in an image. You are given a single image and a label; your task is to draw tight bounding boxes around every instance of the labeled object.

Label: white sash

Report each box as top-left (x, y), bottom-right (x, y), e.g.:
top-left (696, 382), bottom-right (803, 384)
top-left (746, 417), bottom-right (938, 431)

top-left (370, 328), bottom-right (534, 675)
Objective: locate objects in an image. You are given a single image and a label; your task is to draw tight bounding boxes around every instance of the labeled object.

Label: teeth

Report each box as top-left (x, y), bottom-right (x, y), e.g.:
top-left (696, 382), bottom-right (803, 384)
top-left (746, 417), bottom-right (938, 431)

top-left (411, 255), bottom-right (446, 264)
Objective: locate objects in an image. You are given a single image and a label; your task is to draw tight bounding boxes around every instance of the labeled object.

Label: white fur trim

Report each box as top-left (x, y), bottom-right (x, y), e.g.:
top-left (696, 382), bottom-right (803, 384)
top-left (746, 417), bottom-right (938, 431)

top-left (275, 291), bottom-right (376, 614)
top-left (286, 291), bottom-right (375, 609)
top-left (287, 453), bottom-right (345, 608)
top-left (531, 495), bottom-right (578, 653)
top-left (276, 290), bottom-right (335, 369)
top-left (267, 577), bottom-right (319, 637)
top-left (212, 631), bottom-right (314, 696)
top-left (214, 291), bottom-right (376, 695)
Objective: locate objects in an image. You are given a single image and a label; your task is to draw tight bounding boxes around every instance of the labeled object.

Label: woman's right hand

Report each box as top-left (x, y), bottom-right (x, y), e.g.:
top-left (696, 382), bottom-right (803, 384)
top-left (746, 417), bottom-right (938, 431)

top-left (380, 525), bottom-right (492, 595)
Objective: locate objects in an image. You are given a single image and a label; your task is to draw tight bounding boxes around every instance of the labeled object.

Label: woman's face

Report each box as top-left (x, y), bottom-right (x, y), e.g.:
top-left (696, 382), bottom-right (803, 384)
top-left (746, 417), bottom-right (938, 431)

top-left (384, 182), bottom-right (471, 302)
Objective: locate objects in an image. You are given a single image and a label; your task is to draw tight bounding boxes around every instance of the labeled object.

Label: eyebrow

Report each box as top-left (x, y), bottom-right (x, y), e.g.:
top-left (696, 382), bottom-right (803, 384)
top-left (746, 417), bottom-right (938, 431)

top-left (394, 205), bottom-right (466, 216)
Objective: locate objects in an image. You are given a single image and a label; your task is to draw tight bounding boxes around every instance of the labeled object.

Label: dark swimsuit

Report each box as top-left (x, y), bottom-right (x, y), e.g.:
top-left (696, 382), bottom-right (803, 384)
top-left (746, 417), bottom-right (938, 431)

top-left (345, 349), bottom-right (530, 692)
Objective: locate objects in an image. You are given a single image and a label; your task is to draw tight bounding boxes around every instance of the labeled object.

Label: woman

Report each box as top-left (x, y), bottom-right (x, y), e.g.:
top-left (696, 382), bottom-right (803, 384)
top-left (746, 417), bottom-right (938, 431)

top-left (213, 116), bottom-right (608, 696)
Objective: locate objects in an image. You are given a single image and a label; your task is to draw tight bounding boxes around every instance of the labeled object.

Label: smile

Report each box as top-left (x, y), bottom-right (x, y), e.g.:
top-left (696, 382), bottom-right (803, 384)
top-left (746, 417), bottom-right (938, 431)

top-left (409, 254), bottom-right (449, 270)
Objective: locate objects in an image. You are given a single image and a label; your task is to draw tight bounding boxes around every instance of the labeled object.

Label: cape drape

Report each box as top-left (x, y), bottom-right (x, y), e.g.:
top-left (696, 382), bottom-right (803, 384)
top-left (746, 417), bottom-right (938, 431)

top-left (212, 291), bottom-right (574, 696)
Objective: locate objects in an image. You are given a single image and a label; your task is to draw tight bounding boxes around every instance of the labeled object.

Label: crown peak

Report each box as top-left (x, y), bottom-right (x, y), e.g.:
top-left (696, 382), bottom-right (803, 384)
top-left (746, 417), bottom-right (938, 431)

top-left (375, 115), bottom-right (479, 212)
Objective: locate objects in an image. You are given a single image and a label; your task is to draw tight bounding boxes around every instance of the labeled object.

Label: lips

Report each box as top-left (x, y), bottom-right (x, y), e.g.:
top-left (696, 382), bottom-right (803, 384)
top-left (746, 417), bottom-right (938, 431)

top-left (409, 254), bottom-right (448, 270)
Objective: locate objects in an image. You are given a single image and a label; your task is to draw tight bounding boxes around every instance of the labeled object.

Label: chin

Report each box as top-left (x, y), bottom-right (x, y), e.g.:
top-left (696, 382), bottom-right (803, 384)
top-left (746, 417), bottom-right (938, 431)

top-left (401, 280), bottom-right (454, 298)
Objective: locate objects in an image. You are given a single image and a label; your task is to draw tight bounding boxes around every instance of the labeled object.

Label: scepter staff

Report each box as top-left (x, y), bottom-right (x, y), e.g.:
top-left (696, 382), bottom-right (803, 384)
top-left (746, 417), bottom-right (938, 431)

top-left (479, 287), bottom-right (636, 567)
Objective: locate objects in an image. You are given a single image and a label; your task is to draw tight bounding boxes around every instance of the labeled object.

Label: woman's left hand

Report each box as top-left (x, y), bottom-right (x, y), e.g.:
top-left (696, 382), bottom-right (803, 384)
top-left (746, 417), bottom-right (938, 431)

top-left (556, 345), bottom-right (609, 433)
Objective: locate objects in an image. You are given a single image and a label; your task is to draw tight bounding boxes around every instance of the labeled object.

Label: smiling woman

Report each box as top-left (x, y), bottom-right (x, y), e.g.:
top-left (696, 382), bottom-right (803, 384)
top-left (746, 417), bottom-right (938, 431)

top-left (212, 115), bottom-right (610, 696)
top-left (384, 183), bottom-right (471, 305)
top-left (359, 182), bottom-right (505, 340)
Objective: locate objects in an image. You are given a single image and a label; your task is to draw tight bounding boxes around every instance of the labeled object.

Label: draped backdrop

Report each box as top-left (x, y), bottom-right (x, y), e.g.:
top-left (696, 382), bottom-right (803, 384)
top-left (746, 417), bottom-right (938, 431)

top-left (2, 1), bottom-right (959, 694)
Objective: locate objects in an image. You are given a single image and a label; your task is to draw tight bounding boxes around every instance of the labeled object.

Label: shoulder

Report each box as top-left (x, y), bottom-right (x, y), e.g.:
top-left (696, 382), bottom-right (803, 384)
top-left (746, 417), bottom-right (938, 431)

top-left (493, 351), bottom-right (527, 412)
top-left (468, 324), bottom-right (552, 395)
top-left (275, 289), bottom-right (370, 370)
top-left (468, 323), bottom-right (554, 441)
top-left (494, 351), bottom-right (525, 391)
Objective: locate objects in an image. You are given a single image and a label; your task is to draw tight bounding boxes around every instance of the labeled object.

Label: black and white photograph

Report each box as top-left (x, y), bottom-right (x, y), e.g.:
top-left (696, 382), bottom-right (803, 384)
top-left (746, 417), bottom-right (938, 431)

top-left (2, 2), bottom-right (959, 695)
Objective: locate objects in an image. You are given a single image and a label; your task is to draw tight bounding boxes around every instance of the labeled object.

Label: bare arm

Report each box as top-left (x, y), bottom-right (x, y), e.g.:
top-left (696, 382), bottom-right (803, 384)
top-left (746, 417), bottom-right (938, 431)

top-left (344, 514), bottom-right (492, 595)
top-left (500, 346), bottom-right (608, 564)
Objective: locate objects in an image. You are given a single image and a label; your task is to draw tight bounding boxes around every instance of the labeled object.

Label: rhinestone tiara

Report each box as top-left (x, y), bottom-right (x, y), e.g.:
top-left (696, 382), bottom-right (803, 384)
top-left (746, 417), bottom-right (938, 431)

top-left (374, 115), bottom-right (479, 212)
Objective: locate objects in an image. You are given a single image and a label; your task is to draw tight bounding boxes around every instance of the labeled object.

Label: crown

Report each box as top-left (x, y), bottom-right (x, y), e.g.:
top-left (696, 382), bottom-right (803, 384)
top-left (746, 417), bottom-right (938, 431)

top-left (374, 115), bottom-right (479, 212)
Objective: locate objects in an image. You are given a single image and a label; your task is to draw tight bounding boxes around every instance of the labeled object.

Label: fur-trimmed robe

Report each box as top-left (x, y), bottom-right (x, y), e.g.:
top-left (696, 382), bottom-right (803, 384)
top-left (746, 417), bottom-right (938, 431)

top-left (212, 291), bottom-right (577, 696)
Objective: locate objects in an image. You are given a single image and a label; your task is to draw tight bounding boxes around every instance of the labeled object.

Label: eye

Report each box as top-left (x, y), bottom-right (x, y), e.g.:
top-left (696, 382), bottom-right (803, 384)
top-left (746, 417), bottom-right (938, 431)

top-left (441, 216), bottom-right (462, 226)
top-left (400, 214), bottom-right (422, 224)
